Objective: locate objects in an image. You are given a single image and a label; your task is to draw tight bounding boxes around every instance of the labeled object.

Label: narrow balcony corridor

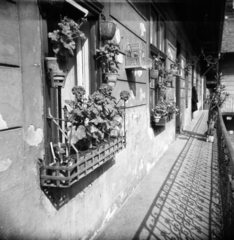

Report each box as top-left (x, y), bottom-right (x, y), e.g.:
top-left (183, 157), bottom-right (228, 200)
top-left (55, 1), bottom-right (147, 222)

top-left (94, 110), bottom-right (223, 240)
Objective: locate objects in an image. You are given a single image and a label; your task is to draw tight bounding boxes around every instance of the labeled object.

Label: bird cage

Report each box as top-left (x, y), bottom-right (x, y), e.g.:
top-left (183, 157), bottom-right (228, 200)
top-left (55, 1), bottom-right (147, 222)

top-left (125, 42), bottom-right (147, 70)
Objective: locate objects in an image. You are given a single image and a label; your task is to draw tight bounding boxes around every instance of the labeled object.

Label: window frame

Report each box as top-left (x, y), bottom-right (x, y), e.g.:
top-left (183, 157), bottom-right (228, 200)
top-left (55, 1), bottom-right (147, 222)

top-left (42, 4), bottom-right (101, 164)
top-left (149, 44), bottom-right (167, 110)
top-left (150, 6), bottom-right (166, 54)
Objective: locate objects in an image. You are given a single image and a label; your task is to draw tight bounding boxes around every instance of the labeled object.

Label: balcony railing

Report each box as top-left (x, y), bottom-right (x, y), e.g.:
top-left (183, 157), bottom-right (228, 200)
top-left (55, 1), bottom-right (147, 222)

top-left (217, 107), bottom-right (234, 240)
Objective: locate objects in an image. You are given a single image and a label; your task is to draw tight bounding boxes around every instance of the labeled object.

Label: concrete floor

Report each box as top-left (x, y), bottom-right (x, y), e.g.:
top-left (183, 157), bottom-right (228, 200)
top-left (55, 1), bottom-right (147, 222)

top-left (94, 110), bottom-right (223, 240)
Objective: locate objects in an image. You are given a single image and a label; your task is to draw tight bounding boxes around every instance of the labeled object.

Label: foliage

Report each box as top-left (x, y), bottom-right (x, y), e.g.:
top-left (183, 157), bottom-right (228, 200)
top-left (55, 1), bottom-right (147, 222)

top-left (96, 40), bottom-right (120, 73)
top-left (151, 101), bottom-right (168, 118)
top-left (151, 54), bottom-right (163, 70)
top-left (64, 84), bottom-right (129, 149)
top-left (206, 127), bottom-right (215, 136)
top-left (205, 73), bottom-right (229, 110)
top-left (151, 100), bottom-right (179, 118)
top-left (165, 101), bottom-right (179, 116)
top-left (158, 73), bottom-right (168, 90)
top-left (48, 16), bottom-right (87, 60)
top-left (170, 59), bottom-right (181, 69)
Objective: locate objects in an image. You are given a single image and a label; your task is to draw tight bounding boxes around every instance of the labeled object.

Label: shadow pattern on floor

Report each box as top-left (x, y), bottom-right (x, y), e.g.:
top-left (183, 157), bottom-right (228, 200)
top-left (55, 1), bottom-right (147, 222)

top-left (133, 113), bottom-right (223, 240)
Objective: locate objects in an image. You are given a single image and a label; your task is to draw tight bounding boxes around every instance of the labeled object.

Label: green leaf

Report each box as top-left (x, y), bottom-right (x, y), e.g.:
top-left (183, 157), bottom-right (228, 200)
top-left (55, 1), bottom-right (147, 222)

top-left (68, 125), bottom-right (86, 144)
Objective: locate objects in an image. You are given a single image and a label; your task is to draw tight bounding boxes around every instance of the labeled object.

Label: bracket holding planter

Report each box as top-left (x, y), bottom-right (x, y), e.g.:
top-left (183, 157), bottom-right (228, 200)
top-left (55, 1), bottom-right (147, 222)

top-left (45, 57), bottom-right (68, 88)
top-left (125, 42), bottom-right (149, 70)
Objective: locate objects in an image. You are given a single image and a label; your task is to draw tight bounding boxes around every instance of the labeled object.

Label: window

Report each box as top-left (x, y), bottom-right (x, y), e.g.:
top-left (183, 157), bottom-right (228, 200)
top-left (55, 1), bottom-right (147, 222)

top-left (159, 20), bottom-right (165, 52)
top-left (149, 51), bottom-right (166, 110)
top-left (43, 3), bottom-right (100, 161)
top-left (150, 11), bottom-right (158, 46)
top-left (150, 8), bottom-right (166, 53)
top-left (149, 7), bottom-right (167, 112)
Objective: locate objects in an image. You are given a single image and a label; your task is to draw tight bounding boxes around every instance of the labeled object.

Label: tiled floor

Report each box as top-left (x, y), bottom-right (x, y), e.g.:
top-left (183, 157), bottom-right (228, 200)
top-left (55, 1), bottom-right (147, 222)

top-left (95, 111), bottom-right (223, 240)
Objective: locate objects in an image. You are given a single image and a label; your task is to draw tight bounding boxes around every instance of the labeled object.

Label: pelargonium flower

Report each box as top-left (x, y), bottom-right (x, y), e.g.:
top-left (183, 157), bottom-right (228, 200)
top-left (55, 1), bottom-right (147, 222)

top-left (72, 86), bottom-right (86, 96)
top-left (120, 91), bottom-right (130, 101)
top-left (99, 84), bottom-right (113, 96)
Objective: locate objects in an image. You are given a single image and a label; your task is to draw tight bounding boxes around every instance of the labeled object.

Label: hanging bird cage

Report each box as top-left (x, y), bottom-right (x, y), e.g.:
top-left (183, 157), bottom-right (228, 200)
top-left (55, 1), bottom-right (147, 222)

top-left (125, 42), bottom-right (147, 70)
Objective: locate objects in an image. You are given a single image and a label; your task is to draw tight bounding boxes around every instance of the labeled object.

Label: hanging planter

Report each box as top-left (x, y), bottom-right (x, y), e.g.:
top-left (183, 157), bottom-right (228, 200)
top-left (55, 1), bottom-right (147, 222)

top-left (104, 73), bottom-right (119, 87)
top-left (150, 69), bottom-right (159, 79)
top-left (100, 20), bottom-right (117, 40)
top-left (45, 57), bottom-right (68, 88)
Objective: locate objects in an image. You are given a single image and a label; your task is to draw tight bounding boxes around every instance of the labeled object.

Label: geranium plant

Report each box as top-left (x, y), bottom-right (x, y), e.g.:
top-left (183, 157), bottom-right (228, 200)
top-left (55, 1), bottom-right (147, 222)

top-left (96, 40), bottom-right (120, 74)
top-left (205, 72), bottom-right (229, 142)
top-left (64, 84), bottom-right (129, 151)
top-left (170, 59), bottom-right (180, 70)
top-left (151, 101), bottom-right (168, 118)
top-left (152, 54), bottom-right (163, 70)
top-left (166, 101), bottom-right (179, 117)
top-left (48, 16), bottom-right (87, 60)
top-left (205, 83), bottom-right (229, 111)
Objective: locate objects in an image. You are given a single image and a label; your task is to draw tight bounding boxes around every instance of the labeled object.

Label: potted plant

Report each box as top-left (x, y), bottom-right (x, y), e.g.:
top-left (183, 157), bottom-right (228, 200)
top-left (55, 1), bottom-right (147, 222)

top-left (46, 16), bottom-right (87, 88)
top-left (206, 128), bottom-right (215, 142)
top-left (150, 54), bottom-right (163, 80)
top-left (166, 101), bottom-right (179, 120)
top-left (96, 40), bottom-right (121, 87)
top-left (151, 100), bottom-right (168, 125)
top-left (170, 59), bottom-right (181, 76)
top-left (99, 14), bottom-right (117, 40)
top-left (64, 84), bottom-right (129, 151)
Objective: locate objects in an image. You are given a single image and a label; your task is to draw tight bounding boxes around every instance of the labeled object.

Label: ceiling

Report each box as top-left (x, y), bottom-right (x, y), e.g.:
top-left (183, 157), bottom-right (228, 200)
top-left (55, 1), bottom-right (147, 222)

top-left (157, 0), bottom-right (226, 55)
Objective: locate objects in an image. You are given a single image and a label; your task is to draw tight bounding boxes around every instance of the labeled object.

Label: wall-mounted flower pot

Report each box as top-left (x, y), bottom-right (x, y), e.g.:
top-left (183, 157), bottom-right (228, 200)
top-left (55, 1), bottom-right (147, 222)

top-left (171, 68), bottom-right (180, 77)
top-left (104, 72), bottom-right (119, 87)
top-left (152, 116), bottom-right (167, 126)
top-left (45, 57), bottom-right (68, 88)
top-left (150, 69), bottom-right (159, 79)
top-left (100, 20), bottom-right (117, 40)
top-left (154, 116), bottom-right (161, 123)
top-left (159, 88), bottom-right (166, 97)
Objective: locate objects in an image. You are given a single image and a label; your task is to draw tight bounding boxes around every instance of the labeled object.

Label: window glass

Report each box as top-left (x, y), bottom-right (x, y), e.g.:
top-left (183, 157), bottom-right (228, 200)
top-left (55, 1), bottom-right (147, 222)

top-left (150, 11), bottom-right (157, 47)
top-left (159, 21), bottom-right (165, 52)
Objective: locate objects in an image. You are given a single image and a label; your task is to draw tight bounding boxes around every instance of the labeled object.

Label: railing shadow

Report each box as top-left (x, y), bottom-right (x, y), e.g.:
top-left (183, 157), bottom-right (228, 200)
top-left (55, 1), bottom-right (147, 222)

top-left (132, 122), bottom-right (222, 240)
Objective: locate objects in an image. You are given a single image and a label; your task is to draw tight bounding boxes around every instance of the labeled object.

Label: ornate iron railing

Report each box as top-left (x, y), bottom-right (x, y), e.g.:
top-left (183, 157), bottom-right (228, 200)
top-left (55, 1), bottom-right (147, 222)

top-left (217, 107), bottom-right (234, 240)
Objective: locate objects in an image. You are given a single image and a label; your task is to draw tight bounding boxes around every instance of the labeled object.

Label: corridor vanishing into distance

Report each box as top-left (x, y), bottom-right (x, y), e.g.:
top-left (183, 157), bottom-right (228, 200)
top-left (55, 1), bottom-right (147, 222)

top-left (95, 111), bottom-right (223, 240)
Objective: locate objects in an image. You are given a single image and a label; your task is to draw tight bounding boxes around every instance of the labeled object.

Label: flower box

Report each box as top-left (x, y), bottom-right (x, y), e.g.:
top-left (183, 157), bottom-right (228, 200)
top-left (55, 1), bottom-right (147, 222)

top-left (40, 137), bottom-right (124, 188)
